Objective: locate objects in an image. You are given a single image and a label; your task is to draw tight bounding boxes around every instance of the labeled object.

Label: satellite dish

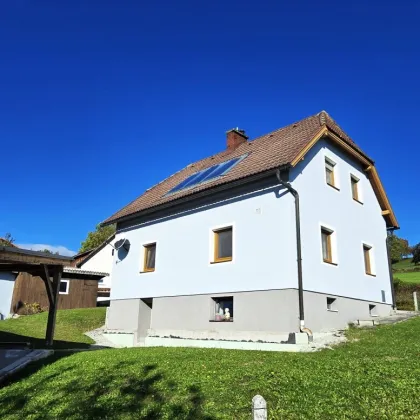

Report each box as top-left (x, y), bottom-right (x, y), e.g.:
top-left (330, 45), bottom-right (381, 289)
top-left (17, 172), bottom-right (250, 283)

top-left (114, 238), bottom-right (130, 252)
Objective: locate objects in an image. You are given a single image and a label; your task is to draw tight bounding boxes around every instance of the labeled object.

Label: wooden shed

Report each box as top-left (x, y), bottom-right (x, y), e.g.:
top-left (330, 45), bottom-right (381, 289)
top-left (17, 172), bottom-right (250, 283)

top-left (11, 267), bottom-right (107, 313)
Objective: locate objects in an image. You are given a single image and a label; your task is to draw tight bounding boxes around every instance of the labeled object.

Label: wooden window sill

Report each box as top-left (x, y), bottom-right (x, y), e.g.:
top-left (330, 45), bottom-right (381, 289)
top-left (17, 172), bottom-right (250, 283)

top-left (327, 183), bottom-right (340, 191)
top-left (140, 270), bottom-right (155, 274)
top-left (327, 309), bottom-right (339, 313)
top-left (209, 319), bottom-right (233, 322)
top-left (353, 198), bottom-right (363, 205)
top-left (211, 258), bottom-right (232, 264)
top-left (323, 260), bottom-right (338, 266)
top-left (365, 272), bottom-right (376, 277)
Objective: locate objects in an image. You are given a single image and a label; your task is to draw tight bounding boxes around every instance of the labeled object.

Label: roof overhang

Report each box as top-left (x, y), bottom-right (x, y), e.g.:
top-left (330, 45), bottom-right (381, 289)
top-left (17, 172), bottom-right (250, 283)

top-left (291, 126), bottom-right (399, 229)
top-left (0, 246), bottom-right (73, 265)
top-left (101, 166), bottom-right (289, 227)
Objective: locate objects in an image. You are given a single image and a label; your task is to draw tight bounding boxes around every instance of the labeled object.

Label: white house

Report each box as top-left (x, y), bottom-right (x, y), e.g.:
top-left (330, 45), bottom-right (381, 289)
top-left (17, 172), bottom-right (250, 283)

top-left (76, 235), bottom-right (116, 304)
top-left (101, 111), bottom-right (398, 348)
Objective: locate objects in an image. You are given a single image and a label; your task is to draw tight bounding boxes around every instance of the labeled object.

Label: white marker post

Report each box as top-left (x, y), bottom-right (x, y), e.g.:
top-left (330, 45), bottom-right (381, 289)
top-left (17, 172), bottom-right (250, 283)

top-left (252, 395), bottom-right (267, 420)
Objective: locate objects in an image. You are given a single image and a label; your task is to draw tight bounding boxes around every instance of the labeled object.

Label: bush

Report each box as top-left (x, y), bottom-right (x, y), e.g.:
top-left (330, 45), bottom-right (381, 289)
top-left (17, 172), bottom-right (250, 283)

top-left (394, 280), bottom-right (420, 311)
top-left (18, 302), bottom-right (48, 316)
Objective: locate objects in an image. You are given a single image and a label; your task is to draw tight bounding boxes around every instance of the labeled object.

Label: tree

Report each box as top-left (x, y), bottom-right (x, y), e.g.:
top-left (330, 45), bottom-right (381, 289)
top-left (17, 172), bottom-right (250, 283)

top-left (79, 224), bottom-right (116, 253)
top-left (412, 243), bottom-right (420, 265)
top-left (38, 249), bottom-right (59, 255)
top-left (387, 234), bottom-right (410, 264)
top-left (0, 232), bottom-right (15, 247)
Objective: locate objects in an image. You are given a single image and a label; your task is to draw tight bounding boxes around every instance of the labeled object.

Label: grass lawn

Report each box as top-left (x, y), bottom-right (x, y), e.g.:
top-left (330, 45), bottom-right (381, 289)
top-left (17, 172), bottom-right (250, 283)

top-left (0, 307), bottom-right (106, 349)
top-left (1, 317), bottom-right (420, 419)
top-left (392, 257), bottom-right (415, 271)
top-left (394, 271), bottom-right (420, 284)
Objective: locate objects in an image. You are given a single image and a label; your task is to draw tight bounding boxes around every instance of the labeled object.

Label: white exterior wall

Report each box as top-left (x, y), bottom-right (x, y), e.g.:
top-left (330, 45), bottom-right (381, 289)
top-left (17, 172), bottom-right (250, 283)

top-left (0, 272), bottom-right (16, 320)
top-left (80, 239), bottom-right (115, 289)
top-left (111, 188), bottom-right (297, 300)
top-left (110, 139), bottom-right (391, 306)
top-left (292, 139), bottom-right (391, 304)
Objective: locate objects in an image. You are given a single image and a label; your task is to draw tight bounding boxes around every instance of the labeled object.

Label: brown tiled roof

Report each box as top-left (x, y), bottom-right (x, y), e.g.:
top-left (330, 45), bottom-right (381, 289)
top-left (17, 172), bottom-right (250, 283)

top-left (103, 111), bottom-right (373, 225)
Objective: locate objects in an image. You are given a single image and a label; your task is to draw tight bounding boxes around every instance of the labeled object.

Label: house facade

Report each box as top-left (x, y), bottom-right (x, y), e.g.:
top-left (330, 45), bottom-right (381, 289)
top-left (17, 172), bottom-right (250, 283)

top-left (102, 111), bottom-right (398, 347)
top-left (77, 235), bottom-right (115, 304)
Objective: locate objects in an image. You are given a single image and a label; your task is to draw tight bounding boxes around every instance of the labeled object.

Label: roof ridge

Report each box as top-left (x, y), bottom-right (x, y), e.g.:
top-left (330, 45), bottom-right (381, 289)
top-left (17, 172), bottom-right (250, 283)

top-left (101, 111), bottom-right (377, 226)
top-left (317, 110), bottom-right (329, 126)
top-left (249, 112), bottom-right (322, 144)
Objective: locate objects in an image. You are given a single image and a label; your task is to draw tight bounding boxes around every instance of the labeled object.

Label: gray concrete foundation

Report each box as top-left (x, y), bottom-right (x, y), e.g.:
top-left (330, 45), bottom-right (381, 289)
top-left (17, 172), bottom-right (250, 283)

top-left (106, 289), bottom-right (392, 347)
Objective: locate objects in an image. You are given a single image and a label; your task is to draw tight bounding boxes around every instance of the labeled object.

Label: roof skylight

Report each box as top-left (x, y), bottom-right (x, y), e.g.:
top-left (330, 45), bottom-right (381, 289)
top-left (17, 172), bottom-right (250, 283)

top-left (167, 154), bottom-right (248, 195)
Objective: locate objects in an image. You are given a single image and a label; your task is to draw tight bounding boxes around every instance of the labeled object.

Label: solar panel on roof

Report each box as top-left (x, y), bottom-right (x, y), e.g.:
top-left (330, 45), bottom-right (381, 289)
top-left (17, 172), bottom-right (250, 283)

top-left (166, 154), bottom-right (248, 195)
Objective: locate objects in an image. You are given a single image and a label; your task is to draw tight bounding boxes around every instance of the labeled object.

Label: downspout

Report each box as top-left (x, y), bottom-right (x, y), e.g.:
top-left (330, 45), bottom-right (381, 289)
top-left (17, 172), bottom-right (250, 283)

top-left (275, 169), bottom-right (310, 336)
top-left (386, 227), bottom-right (397, 310)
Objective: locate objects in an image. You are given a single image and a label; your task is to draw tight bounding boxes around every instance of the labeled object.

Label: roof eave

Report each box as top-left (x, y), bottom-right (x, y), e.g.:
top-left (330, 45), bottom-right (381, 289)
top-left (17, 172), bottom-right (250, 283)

top-left (291, 126), bottom-right (398, 229)
top-left (101, 165), bottom-right (291, 228)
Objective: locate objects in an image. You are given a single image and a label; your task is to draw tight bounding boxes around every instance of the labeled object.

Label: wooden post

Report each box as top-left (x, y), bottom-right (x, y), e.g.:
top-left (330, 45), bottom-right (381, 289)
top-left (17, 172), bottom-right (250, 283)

top-left (414, 292), bottom-right (419, 312)
top-left (252, 395), bottom-right (267, 420)
top-left (45, 266), bottom-right (63, 347)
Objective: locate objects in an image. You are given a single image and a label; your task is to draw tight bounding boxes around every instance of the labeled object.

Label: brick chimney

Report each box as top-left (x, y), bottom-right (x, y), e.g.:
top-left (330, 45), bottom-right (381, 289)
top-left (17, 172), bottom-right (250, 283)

top-left (226, 128), bottom-right (248, 151)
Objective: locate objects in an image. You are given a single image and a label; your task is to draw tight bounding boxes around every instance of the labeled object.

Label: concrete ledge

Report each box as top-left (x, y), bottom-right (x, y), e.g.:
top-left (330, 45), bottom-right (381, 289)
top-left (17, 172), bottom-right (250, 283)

top-left (144, 337), bottom-right (307, 352)
top-left (147, 328), bottom-right (291, 343)
top-left (103, 332), bottom-right (136, 347)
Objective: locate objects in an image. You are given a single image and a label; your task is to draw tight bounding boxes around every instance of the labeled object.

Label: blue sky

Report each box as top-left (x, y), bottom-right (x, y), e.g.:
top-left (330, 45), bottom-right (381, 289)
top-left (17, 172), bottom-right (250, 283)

top-left (1, 1), bottom-right (419, 255)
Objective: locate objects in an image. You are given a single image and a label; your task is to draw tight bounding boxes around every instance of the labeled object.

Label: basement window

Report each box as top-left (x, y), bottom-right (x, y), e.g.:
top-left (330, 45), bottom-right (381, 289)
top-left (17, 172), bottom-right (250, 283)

top-left (369, 304), bottom-right (378, 317)
top-left (326, 297), bottom-right (338, 312)
top-left (211, 296), bottom-right (233, 322)
top-left (59, 280), bottom-right (70, 295)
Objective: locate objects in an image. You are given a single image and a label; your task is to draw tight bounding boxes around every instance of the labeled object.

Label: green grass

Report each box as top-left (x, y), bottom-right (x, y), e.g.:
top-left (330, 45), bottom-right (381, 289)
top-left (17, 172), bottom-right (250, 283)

top-left (0, 308), bottom-right (106, 349)
top-left (392, 257), bottom-right (414, 271)
top-left (394, 271), bottom-right (420, 284)
top-left (1, 318), bottom-right (420, 419)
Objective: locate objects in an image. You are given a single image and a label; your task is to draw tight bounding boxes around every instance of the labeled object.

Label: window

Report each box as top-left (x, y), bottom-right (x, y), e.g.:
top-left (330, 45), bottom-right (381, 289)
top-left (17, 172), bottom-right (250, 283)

top-left (143, 243), bottom-right (156, 272)
top-left (369, 304), bottom-right (378, 317)
top-left (321, 228), bottom-right (333, 264)
top-left (351, 175), bottom-right (360, 202)
top-left (363, 244), bottom-right (373, 275)
top-left (211, 296), bottom-right (233, 321)
top-left (325, 158), bottom-right (336, 188)
top-left (213, 227), bottom-right (233, 263)
top-left (59, 280), bottom-right (69, 295)
top-left (326, 297), bottom-right (337, 311)
top-left (381, 290), bottom-right (386, 303)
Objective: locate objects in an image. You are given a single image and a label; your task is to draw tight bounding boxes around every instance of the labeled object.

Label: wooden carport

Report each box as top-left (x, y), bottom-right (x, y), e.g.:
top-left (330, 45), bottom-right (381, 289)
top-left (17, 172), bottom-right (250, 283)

top-left (0, 246), bottom-right (73, 346)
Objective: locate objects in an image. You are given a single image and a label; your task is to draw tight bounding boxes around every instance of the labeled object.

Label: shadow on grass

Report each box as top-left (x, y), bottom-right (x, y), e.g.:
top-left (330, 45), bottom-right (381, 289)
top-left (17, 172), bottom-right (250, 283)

top-left (0, 360), bottom-right (215, 419)
top-left (0, 351), bottom-right (72, 389)
top-left (0, 330), bottom-right (92, 350)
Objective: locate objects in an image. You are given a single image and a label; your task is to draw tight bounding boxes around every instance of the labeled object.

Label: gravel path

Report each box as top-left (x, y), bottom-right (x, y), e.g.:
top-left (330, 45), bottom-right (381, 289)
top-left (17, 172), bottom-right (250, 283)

top-left (84, 326), bottom-right (122, 348)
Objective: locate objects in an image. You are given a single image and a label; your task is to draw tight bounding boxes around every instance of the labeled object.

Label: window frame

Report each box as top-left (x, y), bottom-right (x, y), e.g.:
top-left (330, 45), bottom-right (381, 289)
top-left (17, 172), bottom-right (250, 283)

top-left (363, 244), bottom-right (375, 276)
top-left (325, 157), bottom-right (338, 190)
top-left (210, 296), bottom-right (234, 322)
top-left (326, 297), bottom-right (338, 312)
top-left (321, 227), bottom-right (334, 264)
top-left (59, 279), bottom-right (70, 295)
top-left (213, 226), bottom-right (233, 264)
top-left (369, 304), bottom-right (378, 317)
top-left (350, 174), bottom-right (362, 203)
top-left (142, 242), bottom-right (157, 273)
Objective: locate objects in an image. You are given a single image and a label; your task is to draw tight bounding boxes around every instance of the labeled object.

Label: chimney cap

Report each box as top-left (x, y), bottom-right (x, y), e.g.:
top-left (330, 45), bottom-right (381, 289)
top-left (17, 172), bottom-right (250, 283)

top-left (226, 127), bottom-right (248, 139)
